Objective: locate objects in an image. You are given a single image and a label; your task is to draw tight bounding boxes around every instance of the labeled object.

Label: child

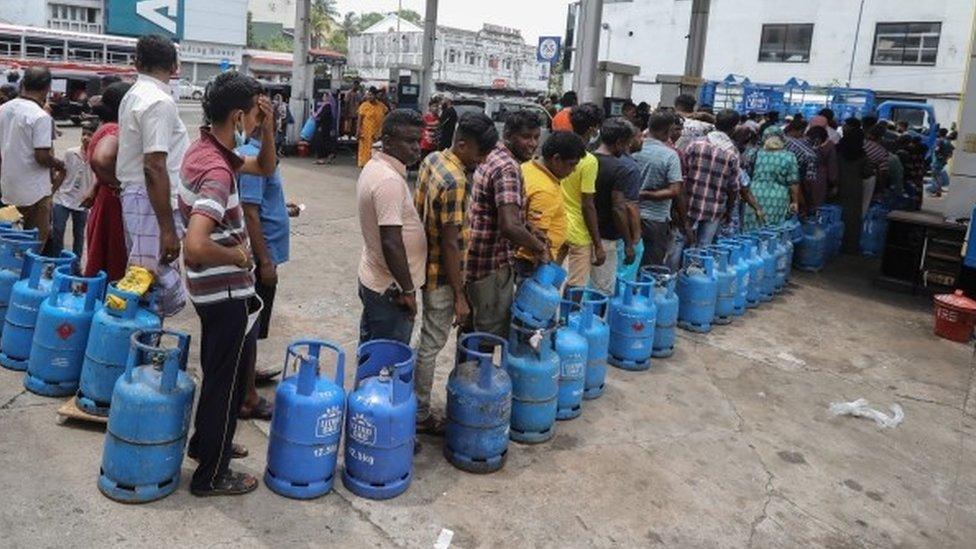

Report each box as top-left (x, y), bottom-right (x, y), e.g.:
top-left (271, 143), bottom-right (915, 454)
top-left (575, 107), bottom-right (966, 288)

top-left (51, 121), bottom-right (97, 257)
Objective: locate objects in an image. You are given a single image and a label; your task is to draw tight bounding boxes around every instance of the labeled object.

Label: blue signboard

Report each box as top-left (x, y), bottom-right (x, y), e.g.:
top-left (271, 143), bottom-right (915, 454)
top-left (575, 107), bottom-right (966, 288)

top-left (537, 36), bottom-right (562, 64)
top-left (106, 0), bottom-right (185, 40)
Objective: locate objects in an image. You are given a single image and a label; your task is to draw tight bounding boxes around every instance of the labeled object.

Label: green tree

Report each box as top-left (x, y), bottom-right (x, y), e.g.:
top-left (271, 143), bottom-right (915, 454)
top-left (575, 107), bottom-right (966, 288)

top-left (356, 12), bottom-right (385, 31)
top-left (398, 9), bottom-right (422, 26)
top-left (341, 12), bottom-right (359, 36)
top-left (310, 0), bottom-right (339, 49)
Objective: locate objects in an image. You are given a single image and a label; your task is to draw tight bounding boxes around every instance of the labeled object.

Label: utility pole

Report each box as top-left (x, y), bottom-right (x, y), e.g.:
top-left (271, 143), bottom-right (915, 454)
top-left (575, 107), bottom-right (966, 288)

top-left (847, 0), bottom-right (867, 87)
top-left (419, 0), bottom-right (439, 109)
top-left (287, 0), bottom-right (312, 146)
top-left (572, 0), bottom-right (604, 104)
top-left (684, 0), bottom-right (710, 78)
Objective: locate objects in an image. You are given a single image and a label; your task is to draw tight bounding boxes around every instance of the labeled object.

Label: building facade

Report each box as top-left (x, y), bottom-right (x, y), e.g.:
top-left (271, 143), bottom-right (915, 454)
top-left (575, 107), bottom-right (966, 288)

top-left (0, 0), bottom-right (103, 34)
top-left (348, 14), bottom-right (550, 97)
top-left (573, 0), bottom-right (974, 125)
top-left (247, 0), bottom-right (296, 28)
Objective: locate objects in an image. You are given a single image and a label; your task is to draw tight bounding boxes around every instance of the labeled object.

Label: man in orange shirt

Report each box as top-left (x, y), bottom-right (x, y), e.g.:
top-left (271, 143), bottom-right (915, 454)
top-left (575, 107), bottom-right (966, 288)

top-left (551, 91), bottom-right (577, 132)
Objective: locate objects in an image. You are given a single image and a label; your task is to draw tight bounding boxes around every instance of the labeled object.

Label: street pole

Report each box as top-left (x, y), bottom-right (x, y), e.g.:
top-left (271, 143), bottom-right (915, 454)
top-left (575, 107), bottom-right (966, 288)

top-left (419, 0), bottom-right (439, 109)
top-left (572, 0), bottom-right (604, 104)
top-left (287, 0), bottom-right (312, 146)
top-left (684, 0), bottom-right (710, 78)
top-left (847, 0), bottom-right (867, 87)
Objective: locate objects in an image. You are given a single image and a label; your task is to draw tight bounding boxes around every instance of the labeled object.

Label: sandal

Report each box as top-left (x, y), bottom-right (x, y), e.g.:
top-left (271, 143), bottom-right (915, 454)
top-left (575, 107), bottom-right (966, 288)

top-left (254, 368), bottom-right (282, 385)
top-left (238, 396), bottom-right (274, 421)
top-left (191, 470), bottom-right (259, 497)
top-left (188, 442), bottom-right (249, 461)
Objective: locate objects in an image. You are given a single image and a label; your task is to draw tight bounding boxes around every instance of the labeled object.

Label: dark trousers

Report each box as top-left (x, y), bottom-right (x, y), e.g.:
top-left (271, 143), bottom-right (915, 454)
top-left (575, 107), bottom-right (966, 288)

top-left (189, 296), bottom-right (258, 491)
top-left (641, 218), bottom-right (671, 268)
top-left (358, 282), bottom-right (413, 345)
top-left (51, 204), bottom-right (88, 258)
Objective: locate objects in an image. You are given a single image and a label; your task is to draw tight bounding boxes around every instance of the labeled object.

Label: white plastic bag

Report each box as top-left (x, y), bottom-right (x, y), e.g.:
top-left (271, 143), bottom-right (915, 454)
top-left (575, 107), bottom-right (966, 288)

top-left (829, 398), bottom-right (904, 429)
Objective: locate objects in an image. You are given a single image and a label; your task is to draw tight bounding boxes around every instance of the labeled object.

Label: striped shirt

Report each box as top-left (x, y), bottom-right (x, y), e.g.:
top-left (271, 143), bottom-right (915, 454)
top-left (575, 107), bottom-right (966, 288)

top-left (178, 128), bottom-right (255, 304)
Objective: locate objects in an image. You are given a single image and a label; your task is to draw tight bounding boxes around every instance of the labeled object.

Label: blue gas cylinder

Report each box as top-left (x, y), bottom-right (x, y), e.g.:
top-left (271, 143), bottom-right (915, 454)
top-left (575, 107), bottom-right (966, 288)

top-left (0, 250), bottom-right (76, 371)
top-left (0, 233), bottom-right (42, 338)
top-left (608, 278), bottom-right (656, 371)
top-left (740, 236), bottom-right (765, 308)
top-left (717, 238), bottom-right (750, 317)
top-left (342, 339), bottom-right (417, 500)
top-left (511, 262), bottom-right (567, 328)
top-left (756, 231), bottom-right (779, 300)
top-left (445, 333), bottom-right (512, 473)
top-left (677, 248), bottom-right (718, 333)
top-left (818, 205), bottom-right (844, 259)
top-left (506, 323), bottom-right (559, 443)
top-left (77, 285), bottom-right (161, 416)
top-left (758, 230), bottom-right (785, 295)
top-left (707, 245), bottom-right (737, 325)
top-left (265, 339), bottom-right (346, 499)
top-left (555, 315), bottom-right (587, 419)
top-left (24, 267), bottom-right (107, 397)
top-left (795, 216), bottom-right (827, 272)
top-left (860, 201), bottom-right (888, 257)
top-left (98, 329), bottom-right (194, 503)
top-left (777, 222), bottom-right (796, 283)
top-left (562, 288), bottom-right (609, 400)
top-left (641, 266), bottom-right (679, 358)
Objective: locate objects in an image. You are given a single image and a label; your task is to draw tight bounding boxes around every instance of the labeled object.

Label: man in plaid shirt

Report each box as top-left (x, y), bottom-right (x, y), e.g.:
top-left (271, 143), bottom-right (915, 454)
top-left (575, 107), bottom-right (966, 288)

top-left (413, 112), bottom-right (498, 434)
top-left (681, 110), bottom-right (742, 251)
top-left (465, 110), bottom-right (550, 338)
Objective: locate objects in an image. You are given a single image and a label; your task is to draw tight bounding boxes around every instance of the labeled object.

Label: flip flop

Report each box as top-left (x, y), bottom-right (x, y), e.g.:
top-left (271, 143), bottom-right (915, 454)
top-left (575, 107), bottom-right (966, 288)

top-left (238, 396), bottom-right (274, 421)
top-left (188, 442), bottom-right (249, 461)
top-left (255, 368), bottom-right (282, 385)
top-left (191, 470), bottom-right (259, 497)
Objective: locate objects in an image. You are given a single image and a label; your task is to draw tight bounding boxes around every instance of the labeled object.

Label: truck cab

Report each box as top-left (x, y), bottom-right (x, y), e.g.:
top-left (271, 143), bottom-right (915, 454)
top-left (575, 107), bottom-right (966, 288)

top-left (876, 100), bottom-right (940, 159)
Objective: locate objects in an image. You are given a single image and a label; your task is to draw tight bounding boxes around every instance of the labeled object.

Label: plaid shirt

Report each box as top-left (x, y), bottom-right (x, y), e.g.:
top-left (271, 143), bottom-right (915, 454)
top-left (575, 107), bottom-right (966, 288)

top-left (785, 136), bottom-right (818, 184)
top-left (415, 149), bottom-right (469, 290)
top-left (466, 143), bottom-right (524, 282)
top-left (683, 139), bottom-right (740, 223)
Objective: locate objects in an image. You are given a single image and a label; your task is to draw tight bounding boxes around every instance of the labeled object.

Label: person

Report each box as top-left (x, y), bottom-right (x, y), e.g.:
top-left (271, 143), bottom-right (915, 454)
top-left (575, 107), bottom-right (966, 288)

top-left (178, 71), bottom-right (277, 497)
top-left (758, 111), bottom-right (780, 136)
top-left (0, 84), bottom-right (17, 105)
top-left (514, 131), bottom-right (587, 283)
top-left (818, 109), bottom-right (842, 144)
top-left (357, 109), bottom-right (427, 344)
top-left (50, 122), bottom-right (96, 257)
top-left (590, 118), bottom-right (640, 295)
top-left (561, 103), bottom-right (605, 290)
top-left (836, 119), bottom-right (871, 253)
top-left (635, 102), bottom-right (651, 132)
top-left (677, 109), bottom-right (744, 254)
top-left (897, 134), bottom-right (927, 209)
top-left (236, 121), bottom-right (303, 421)
top-left (272, 93), bottom-right (288, 152)
top-left (413, 112), bottom-right (498, 434)
top-left (634, 111), bottom-right (685, 268)
top-left (896, 120), bottom-right (909, 134)
top-left (313, 91), bottom-right (337, 165)
top-left (0, 66), bottom-right (64, 246)
top-left (742, 126), bottom-right (800, 231)
top-left (722, 124), bottom-right (762, 237)
top-left (807, 115), bottom-right (839, 209)
top-left (466, 110), bottom-right (550, 338)
top-left (783, 118), bottom-right (818, 214)
top-left (85, 82), bottom-right (131, 281)
top-left (621, 101), bottom-right (638, 127)
top-left (617, 130), bottom-right (646, 281)
top-left (551, 91), bottom-right (578, 132)
top-left (116, 34), bottom-right (189, 317)
top-left (863, 122), bottom-right (890, 211)
top-left (884, 136), bottom-right (906, 207)
top-left (437, 96), bottom-right (457, 151)
top-left (356, 87), bottom-right (389, 168)
top-left (343, 81), bottom-right (364, 136)
top-left (674, 93), bottom-right (713, 151)
top-left (930, 127), bottom-right (955, 196)
top-left (420, 96), bottom-right (441, 157)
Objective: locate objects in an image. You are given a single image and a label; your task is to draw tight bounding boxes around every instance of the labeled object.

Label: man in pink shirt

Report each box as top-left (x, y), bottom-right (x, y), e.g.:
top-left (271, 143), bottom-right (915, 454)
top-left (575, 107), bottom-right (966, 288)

top-left (357, 109), bottom-right (427, 344)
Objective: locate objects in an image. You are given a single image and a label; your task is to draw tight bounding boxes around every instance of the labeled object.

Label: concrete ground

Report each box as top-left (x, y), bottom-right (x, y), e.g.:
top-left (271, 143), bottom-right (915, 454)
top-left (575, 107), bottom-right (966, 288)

top-left (0, 115), bottom-right (974, 548)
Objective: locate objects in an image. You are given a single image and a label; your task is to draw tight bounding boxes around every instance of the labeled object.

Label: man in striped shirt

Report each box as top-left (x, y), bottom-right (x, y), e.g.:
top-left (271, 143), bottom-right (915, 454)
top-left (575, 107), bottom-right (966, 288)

top-left (179, 72), bottom-right (277, 498)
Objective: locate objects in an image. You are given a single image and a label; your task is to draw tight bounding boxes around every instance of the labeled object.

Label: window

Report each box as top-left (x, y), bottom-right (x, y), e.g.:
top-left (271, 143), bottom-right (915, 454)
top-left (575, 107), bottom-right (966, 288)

top-left (872, 22), bottom-right (941, 66)
top-left (758, 24), bottom-right (813, 63)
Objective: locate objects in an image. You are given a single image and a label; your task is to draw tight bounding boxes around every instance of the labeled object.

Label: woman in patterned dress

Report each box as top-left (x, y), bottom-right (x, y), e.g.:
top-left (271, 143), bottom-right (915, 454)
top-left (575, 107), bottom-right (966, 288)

top-left (742, 126), bottom-right (800, 231)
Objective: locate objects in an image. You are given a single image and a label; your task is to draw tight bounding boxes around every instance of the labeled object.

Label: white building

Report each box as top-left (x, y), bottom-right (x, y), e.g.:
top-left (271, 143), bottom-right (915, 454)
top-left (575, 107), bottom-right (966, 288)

top-left (348, 14), bottom-right (550, 97)
top-left (575, 0), bottom-right (974, 125)
top-left (0, 0), bottom-right (103, 34)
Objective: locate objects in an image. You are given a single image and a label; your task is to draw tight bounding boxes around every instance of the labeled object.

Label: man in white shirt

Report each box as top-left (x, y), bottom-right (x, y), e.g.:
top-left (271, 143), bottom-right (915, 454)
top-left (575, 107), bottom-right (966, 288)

top-left (0, 67), bottom-right (65, 245)
top-left (116, 34), bottom-right (189, 316)
top-left (51, 122), bottom-right (96, 257)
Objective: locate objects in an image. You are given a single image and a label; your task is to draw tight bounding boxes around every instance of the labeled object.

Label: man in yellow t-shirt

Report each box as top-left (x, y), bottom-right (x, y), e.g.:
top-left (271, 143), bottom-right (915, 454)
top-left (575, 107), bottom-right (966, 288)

top-left (560, 103), bottom-right (605, 288)
top-left (515, 132), bottom-right (588, 282)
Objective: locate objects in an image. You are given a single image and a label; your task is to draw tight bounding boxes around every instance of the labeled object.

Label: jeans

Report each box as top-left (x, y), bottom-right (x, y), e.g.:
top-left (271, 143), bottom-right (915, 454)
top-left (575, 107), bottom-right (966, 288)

top-left (414, 285), bottom-right (456, 421)
top-left (358, 282), bottom-right (414, 345)
top-left (667, 219), bottom-right (720, 273)
top-left (51, 204), bottom-right (88, 258)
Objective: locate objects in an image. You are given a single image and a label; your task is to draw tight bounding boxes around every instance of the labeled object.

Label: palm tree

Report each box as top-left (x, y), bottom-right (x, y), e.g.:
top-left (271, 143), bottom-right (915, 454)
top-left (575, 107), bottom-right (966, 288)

top-left (341, 12), bottom-right (359, 37)
top-left (309, 0), bottom-right (339, 49)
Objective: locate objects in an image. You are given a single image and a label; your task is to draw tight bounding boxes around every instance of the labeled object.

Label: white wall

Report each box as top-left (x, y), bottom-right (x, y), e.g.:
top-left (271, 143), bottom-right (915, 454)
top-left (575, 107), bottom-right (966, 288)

top-left (0, 1), bottom-right (48, 27)
top-left (185, 0), bottom-right (248, 46)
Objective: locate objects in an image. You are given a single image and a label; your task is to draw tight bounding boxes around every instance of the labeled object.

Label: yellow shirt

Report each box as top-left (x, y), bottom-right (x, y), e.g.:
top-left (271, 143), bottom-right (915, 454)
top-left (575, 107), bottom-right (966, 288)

top-left (561, 151), bottom-right (598, 246)
top-left (518, 159), bottom-right (567, 261)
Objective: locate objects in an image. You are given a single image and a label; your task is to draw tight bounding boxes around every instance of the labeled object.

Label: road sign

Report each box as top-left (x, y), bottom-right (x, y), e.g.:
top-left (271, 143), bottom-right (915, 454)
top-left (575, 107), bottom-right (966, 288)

top-left (537, 36), bottom-right (562, 64)
top-left (106, 0), bottom-right (185, 39)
